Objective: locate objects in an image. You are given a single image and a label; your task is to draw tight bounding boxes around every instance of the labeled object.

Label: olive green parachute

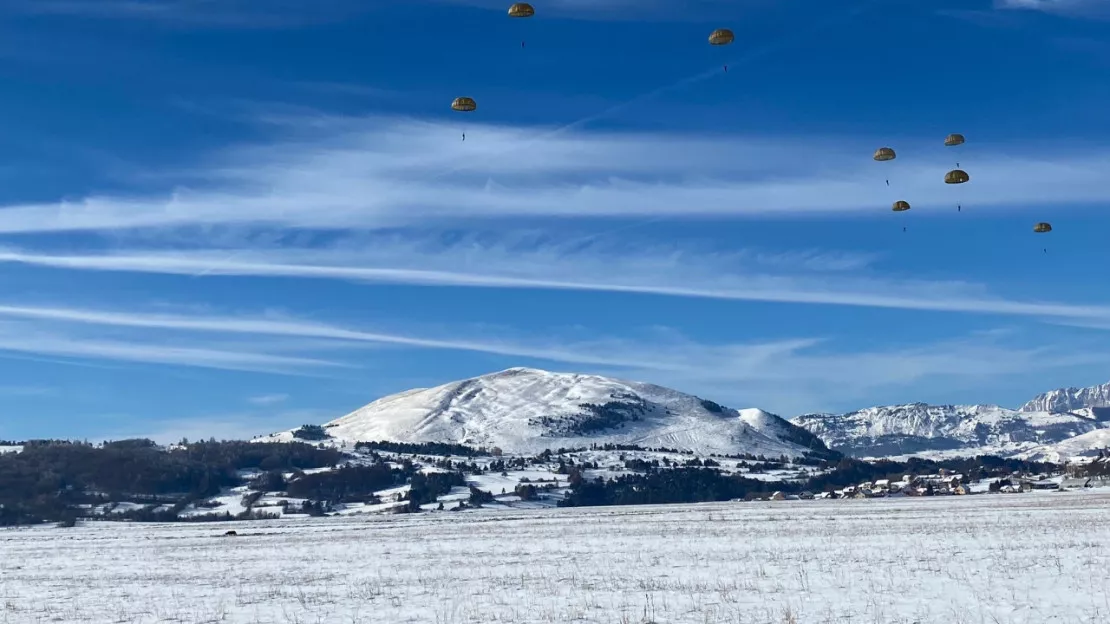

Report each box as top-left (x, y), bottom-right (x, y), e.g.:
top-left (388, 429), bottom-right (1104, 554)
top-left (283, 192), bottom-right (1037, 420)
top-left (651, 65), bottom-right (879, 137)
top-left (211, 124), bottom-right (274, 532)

top-left (708, 29), bottom-right (735, 45)
top-left (1034, 222), bottom-right (1052, 233)
top-left (508, 3), bottom-right (534, 18)
top-left (944, 133), bottom-right (966, 147)
top-left (873, 147), bottom-right (896, 162)
top-left (451, 97), bottom-right (477, 112)
top-left (944, 169), bottom-right (970, 184)
top-left (892, 200), bottom-right (911, 212)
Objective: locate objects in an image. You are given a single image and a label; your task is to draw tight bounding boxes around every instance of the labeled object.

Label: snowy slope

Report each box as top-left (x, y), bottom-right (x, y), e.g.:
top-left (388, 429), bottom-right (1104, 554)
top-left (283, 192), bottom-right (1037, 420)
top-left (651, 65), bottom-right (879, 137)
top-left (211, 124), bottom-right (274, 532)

top-left (1020, 381), bottom-right (1110, 413)
top-left (1017, 428), bottom-right (1110, 463)
top-left (790, 402), bottom-right (1105, 457)
top-left (793, 379), bottom-right (1110, 459)
top-left (259, 368), bottom-right (828, 458)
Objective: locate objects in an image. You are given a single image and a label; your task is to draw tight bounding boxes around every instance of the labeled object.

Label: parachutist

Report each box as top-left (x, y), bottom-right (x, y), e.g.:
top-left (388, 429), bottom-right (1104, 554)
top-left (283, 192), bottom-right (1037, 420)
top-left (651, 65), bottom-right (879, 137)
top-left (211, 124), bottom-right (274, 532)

top-left (462, 133), bottom-right (466, 141)
top-left (885, 179), bottom-right (889, 186)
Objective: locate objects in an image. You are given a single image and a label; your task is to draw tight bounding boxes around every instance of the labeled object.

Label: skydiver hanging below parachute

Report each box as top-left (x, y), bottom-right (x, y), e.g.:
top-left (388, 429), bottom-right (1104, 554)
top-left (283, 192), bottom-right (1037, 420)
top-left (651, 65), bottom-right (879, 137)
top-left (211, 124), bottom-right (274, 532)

top-left (874, 147), bottom-right (895, 186)
top-left (452, 97), bottom-right (477, 141)
top-left (508, 3), bottom-right (534, 48)
top-left (708, 28), bottom-right (735, 72)
top-left (1035, 222), bottom-right (1052, 253)
top-left (945, 133), bottom-right (966, 211)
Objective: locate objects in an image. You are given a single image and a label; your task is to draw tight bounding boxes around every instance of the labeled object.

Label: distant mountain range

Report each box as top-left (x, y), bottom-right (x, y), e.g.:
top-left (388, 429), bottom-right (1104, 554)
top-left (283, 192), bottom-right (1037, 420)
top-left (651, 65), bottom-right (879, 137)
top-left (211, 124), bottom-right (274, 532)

top-left (260, 368), bottom-right (1110, 462)
top-left (791, 381), bottom-right (1110, 462)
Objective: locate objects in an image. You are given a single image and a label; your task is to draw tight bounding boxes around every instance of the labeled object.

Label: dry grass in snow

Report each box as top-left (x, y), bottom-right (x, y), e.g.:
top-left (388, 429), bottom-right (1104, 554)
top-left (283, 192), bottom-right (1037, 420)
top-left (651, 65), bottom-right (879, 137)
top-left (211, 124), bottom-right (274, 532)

top-left (2, 492), bottom-right (1110, 623)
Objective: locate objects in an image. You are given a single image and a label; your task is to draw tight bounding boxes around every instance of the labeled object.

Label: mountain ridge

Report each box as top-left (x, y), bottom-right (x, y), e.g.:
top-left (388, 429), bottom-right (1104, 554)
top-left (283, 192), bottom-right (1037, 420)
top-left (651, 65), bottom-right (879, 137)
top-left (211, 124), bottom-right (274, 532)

top-left (790, 379), bottom-right (1110, 460)
top-left (259, 368), bottom-right (1110, 462)
top-left (259, 367), bottom-right (832, 459)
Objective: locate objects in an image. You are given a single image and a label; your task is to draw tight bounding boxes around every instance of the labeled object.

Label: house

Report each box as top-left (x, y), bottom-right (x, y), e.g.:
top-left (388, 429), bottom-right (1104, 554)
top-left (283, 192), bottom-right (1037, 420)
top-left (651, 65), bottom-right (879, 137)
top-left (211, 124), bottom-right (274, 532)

top-left (799, 491), bottom-right (815, 500)
top-left (1024, 479), bottom-right (1059, 490)
top-left (769, 491), bottom-right (786, 501)
top-left (953, 485), bottom-right (968, 495)
top-left (873, 479), bottom-right (891, 491)
top-left (1060, 477), bottom-right (1092, 490)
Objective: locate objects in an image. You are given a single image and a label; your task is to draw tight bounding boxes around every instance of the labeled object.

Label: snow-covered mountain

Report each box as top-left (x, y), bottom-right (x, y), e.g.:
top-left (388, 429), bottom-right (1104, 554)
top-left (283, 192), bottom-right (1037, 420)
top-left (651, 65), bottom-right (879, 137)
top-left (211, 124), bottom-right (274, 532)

top-left (791, 379), bottom-right (1110, 460)
top-left (1020, 382), bottom-right (1110, 413)
top-left (260, 367), bottom-right (830, 458)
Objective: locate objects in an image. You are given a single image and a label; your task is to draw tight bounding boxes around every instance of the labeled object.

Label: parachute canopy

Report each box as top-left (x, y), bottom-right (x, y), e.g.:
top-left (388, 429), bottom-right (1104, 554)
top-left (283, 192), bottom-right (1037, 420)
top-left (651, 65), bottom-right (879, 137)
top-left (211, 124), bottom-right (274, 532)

top-left (944, 133), bottom-right (966, 147)
top-left (873, 147), bottom-right (896, 161)
top-left (508, 3), bottom-right (534, 17)
top-left (708, 29), bottom-right (735, 45)
top-left (451, 97), bottom-right (477, 112)
top-left (944, 169), bottom-right (970, 184)
top-left (892, 200), bottom-right (911, 212)
top-left (1034, 222), bottom-right (1053, 233)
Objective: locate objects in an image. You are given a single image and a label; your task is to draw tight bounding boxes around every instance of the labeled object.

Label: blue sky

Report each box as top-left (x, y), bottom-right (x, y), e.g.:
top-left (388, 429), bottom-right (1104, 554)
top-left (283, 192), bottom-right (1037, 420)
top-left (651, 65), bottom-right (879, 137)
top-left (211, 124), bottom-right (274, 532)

top-left (2, 0), bottom-right (1110, 442)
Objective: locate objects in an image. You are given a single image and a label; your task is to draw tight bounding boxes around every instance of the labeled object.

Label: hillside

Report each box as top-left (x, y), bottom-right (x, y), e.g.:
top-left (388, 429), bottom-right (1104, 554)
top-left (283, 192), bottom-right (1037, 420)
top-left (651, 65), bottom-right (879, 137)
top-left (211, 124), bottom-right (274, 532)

top-left (258, 368), bottom-right (831, 459)
top-left (791, 379), bottom-right (1110, 460)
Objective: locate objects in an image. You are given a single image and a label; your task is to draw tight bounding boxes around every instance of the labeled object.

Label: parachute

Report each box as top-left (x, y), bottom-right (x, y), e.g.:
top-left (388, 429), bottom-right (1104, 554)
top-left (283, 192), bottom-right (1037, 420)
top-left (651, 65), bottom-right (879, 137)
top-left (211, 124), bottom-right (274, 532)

top-left (508, 2), bottom-right (534, 47)
top-left (944, 169), bottom-right (970, 184)
top-left (507, 3), bottom-right (534, 17)
top-left (944, 133), bottom-right (965, 147)
top-left (452, 97), bottom-right (477, 141)
top-left (892, 200), bottom-right (910, 212)
top-left (1034, 222), bottom-right (1052, 233)
top-left (708, 28), bottom-right (734, 71)
top-left (708, 29), bottom-right (735, 45)
top-left (873, 147), bottom-right (896, 162)
top-left (451, 97), bottom-right (477, 112)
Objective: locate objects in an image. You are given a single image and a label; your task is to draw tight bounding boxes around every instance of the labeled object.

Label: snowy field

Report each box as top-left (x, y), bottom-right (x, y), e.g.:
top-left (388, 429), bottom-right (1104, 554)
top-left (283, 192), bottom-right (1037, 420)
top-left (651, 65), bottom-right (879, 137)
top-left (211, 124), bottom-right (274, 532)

top-left (3, 493), bottom-right (1110, 624)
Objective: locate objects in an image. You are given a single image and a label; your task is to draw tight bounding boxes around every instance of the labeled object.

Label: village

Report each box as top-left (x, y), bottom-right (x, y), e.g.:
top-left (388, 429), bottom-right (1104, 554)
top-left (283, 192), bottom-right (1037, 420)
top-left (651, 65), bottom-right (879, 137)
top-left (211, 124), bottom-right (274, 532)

top-left (761, 469), bottom-right (1110, 502)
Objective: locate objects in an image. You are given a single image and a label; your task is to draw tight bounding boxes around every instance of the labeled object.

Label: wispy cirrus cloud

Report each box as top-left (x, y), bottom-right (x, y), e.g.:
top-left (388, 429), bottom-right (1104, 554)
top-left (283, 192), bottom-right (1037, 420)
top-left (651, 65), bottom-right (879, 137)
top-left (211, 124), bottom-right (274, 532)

top-left (1, 0), bottom-right (378, 28)
top-left (0, 115), bottom-right (1106, 235)
top-left (0, 321), bottom-right (342, 374)
top-left (3, 237), bottom-right (1110, 322)
top-left (994, 0), bottom-right (1110, 18)
top-left (247, 393), bottom-right (289, 405)
top-left (0, 300), bottom-right (1102, 415)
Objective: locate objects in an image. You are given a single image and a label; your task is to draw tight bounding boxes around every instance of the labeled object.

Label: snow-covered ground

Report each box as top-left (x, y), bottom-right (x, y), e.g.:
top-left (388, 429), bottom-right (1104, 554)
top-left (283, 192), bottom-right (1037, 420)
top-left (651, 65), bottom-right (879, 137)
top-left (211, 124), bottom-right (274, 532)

top-left (3, 491), bottom-right (1109, 623)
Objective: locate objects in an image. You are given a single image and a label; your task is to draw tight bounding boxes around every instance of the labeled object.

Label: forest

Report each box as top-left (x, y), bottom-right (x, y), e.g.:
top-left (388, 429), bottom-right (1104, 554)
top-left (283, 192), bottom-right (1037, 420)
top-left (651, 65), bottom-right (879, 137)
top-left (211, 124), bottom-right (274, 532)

top-left (0, 437), bottom-right (1065, 526)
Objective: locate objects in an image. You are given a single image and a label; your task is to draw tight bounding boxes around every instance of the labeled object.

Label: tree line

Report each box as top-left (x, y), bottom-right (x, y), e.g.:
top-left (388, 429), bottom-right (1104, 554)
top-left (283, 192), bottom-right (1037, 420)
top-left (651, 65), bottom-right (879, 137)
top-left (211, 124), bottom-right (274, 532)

top-left (558, 455), bottom-right (1062, 508)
